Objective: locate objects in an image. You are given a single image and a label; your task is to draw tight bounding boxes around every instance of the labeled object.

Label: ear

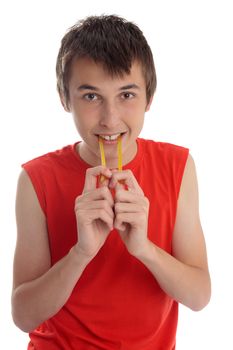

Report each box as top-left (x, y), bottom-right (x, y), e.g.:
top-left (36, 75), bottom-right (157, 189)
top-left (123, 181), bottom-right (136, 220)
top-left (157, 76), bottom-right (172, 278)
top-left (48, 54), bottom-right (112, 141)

top-left (59, 93), bottom-right (71, 112)
top-left (145, 96), bottom-right (154, 112)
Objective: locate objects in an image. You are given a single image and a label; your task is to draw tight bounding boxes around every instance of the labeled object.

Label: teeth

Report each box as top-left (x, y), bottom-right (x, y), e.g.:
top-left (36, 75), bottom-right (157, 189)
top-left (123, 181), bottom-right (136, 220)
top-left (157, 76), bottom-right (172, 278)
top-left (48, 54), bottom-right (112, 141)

top-left (100, 133), bottom-right (121, 141)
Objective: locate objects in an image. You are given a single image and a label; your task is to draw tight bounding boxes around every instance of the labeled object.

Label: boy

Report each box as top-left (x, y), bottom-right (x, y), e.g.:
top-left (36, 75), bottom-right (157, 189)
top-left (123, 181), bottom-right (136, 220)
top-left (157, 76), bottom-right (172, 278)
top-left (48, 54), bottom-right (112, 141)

top-left (12, 15), bottom-right (211, 349)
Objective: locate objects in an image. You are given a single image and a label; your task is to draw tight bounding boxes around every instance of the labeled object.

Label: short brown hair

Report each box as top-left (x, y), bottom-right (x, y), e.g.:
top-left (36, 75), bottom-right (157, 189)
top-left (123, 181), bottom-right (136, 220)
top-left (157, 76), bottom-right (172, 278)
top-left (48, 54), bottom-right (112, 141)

top-left (56, 15), bottom-right (157, 109)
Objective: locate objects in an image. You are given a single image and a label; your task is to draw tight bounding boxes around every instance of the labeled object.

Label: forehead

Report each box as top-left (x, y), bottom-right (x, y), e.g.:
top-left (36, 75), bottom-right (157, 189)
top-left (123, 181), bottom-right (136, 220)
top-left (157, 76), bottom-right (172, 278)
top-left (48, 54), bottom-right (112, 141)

top-left (69, 57), bottom-right (146, 89)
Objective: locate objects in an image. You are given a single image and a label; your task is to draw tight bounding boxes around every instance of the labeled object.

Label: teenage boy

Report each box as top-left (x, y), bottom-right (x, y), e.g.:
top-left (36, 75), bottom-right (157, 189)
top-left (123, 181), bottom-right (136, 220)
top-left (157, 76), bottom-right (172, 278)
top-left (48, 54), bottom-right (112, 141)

top-left (12, 15), bottom-right (211, 350)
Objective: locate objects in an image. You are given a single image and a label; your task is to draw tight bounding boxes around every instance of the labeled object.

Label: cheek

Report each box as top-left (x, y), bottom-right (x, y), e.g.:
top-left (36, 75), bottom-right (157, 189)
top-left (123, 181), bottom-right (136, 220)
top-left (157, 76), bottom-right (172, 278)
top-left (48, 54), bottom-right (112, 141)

top-left (72, 109), bottom-right (98, 138)
top-left (73, 117), bottom-right (90, 132)
top-left (73, 101), bottom-right (101, 121)
top-left (125, 105), bottom-right (145, 128)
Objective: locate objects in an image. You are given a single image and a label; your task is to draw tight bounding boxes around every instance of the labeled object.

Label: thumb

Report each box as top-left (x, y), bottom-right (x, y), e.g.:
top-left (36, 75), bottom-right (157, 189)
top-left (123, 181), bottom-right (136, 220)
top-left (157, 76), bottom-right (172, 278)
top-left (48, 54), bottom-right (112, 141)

top-left (83, 166), bottom-right (112, 193)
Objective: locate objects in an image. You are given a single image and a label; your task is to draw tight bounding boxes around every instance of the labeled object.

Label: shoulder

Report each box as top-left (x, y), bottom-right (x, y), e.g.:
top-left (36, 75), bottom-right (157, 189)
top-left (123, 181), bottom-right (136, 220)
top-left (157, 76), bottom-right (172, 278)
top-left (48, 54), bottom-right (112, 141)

top-left (138, 137), bottom-right (189, 164)
top-left (21, 144), bottom-right (78, 182)
top-left (22, 144), bottom-right (73, 170)
top-left (19, 145), bottom-right (75, 212)
top-left (138, 138), bottom-right (190, 198)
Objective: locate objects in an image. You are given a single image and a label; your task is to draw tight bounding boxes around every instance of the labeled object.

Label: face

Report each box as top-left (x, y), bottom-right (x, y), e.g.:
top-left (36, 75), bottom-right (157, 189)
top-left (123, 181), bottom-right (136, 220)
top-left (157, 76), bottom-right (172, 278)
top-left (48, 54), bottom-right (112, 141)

top-left (66, 57), bottom-right (152, 169)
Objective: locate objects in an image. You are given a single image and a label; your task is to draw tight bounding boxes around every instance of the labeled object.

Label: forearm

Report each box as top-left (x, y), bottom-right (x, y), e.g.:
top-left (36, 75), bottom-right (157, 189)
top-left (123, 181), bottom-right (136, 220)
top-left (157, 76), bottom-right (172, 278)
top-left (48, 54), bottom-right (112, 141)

top-left (136, 240), bottom-right (211, 311)
top-left (12, 246), bottom-right (91, 332)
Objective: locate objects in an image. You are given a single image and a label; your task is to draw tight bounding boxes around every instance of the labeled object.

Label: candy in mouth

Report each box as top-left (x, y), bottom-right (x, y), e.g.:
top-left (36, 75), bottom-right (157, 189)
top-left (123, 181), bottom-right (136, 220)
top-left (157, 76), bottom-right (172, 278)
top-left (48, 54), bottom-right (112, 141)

top-left (117, 134), bottom-right (122, 171)
top-left (99, 136), bottom-right (106, 167)
top-left (98, 134), bottom-right (122, 183)
top-left (98, 133), bottom-right (122, 141)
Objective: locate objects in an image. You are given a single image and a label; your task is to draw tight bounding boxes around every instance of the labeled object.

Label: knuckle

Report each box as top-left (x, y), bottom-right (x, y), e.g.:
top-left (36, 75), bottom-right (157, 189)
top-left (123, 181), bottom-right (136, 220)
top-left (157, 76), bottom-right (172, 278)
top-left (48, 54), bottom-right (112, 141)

top-left (85, 167), bottom-right (92, 175)
top-left (102, 186), bottom-right (109, 193)
top-left (114, 191), bottom-right (120, 200)
top-left (139, 212), bottom-right (145, 219)
top-left (144, 196), bottom-right (150, 207)
top-left (75, 194), bottom-right (82, 202)
top-left (114, 202), bottom-right (120, 212)
top-left (99, 186), bottom-right (109, 196)
top-left (75, 208), bottom-right (84, 221)
top-left (116, 212), bottom-right (123, 221)
top-left (126, 169), bottom-right (133, 176)
top-left (102, 199), bottom-right (109, 210)
top-left (75, 195), bottom-right (82, 208)
top-left (99, 208), bottom-right (107, 217)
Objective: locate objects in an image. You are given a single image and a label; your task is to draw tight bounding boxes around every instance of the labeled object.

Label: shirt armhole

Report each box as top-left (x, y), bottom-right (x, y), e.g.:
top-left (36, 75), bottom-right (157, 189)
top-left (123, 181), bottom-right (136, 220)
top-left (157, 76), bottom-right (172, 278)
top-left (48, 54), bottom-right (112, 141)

top-left (22, 163), bottom-right (47, 216)
top-left (175, 147), bottom-right (189, 201)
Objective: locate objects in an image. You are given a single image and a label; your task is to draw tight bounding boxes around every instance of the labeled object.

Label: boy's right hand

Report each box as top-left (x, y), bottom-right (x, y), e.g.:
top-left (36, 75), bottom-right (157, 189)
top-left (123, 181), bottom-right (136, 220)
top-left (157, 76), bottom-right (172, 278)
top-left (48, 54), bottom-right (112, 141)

top-left (74, 166), bottom-right (114, 260)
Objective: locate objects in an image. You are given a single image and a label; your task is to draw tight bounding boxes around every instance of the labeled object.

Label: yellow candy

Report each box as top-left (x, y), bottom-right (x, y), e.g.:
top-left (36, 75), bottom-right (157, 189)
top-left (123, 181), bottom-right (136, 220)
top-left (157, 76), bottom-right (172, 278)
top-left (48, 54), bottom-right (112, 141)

top-left (98, 136), bottom-right (122, 183)
top-left (99, 137), bottom-right (106, 167)
top-left (117, 134), bottom-right (122, 171)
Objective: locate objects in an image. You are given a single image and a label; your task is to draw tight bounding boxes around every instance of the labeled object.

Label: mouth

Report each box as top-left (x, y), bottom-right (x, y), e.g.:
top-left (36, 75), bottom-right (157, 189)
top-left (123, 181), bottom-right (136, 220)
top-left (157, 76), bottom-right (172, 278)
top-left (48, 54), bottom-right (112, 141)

top-left (95, 132), bottom-right (126, 144)
top-left (98, 132), bottom-right (123, 173)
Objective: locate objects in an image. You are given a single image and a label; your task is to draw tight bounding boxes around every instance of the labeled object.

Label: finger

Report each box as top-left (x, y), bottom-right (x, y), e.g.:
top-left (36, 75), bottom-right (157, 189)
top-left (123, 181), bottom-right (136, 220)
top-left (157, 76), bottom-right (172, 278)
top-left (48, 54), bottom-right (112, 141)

top-left (76, 187), bottom-right (114, 207)
top-left (114, 213), bottom-right (128, 231)
top-left (111, 169), bottom-right (126, 188)
top-left (115, 181), bottom-right (125, 191)
top-left (76, 199), bottom-right (115, 219)
top-left (98, 174), bottom-right (111, 189)
top-left (92, 209), bottom-right (114, 231)
top-left (77, 208), bottom-right (114, 231)
top-left (109, 170), bottom-right (143, 194)
top-left (114, 202), bottom-right (142, 214)
top-left (114, 189), bottom-right (146, 205)
top-left (113, 214), bottom-right (127, 231)
top-left (114, 212), bottom-right (145, 229)
top-left (83, 166), bottom-right (112, 193)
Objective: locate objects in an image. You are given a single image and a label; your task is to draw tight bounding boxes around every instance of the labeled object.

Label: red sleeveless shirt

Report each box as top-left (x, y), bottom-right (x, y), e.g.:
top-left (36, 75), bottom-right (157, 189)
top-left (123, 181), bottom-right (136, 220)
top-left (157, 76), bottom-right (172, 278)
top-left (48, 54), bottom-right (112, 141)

top-left (22, 138), bottom-right (189, 350)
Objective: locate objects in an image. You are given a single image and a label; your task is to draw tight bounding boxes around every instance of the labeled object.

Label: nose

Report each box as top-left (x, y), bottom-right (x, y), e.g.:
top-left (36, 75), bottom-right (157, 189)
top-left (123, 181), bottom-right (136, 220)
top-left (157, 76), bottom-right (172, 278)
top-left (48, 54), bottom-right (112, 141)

top-left (99, 100), bottom-right (120, 129)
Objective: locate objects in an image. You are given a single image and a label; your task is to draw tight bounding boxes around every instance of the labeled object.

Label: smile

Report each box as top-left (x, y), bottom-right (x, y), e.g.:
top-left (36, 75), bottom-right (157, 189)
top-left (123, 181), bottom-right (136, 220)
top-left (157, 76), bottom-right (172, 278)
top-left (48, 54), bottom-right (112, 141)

top-left (97, 132), bottom-right (126, 142)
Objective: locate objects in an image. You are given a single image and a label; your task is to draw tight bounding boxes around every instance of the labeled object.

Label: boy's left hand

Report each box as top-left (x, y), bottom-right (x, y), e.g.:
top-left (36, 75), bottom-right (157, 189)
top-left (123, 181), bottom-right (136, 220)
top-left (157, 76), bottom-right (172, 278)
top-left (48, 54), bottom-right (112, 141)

top-left (109, 169), bottom-right (150, 257)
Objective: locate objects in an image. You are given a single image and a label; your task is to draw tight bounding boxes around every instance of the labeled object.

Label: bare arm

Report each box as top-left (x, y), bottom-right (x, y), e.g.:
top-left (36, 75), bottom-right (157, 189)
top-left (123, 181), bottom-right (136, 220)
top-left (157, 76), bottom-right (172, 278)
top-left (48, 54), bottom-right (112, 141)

top-left (12, 166), bottom-right (114, 332)
top-left (134, 155), bottom-right (211, 310)
top-left (11, 170), bottom-right (92, 332)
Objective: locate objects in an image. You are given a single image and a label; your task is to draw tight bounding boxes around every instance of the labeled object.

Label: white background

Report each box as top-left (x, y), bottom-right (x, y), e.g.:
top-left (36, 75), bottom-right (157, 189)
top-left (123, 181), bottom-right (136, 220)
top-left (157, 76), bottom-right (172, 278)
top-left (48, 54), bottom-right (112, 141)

top-left (0, 0), bottom-right (232, 348)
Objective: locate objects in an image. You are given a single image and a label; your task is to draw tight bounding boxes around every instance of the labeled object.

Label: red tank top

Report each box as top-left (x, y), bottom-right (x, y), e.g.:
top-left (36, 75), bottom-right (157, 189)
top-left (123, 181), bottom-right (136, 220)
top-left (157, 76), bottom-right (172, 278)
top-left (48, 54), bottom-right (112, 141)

top-left (22, 138), bottom-right (189, 350)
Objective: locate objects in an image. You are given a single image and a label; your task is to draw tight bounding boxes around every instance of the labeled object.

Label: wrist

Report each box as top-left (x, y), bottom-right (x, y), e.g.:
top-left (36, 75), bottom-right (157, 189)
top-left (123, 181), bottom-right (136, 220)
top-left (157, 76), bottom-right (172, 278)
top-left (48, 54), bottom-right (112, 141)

top-left (133, 239), bottom-right (156, 263)
top-left (69, 245), bottom-right (94, 267)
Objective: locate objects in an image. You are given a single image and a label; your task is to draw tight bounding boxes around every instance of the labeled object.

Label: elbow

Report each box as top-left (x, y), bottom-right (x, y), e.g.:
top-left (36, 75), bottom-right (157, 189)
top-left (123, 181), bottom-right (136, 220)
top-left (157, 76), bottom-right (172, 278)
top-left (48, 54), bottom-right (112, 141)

top-left (189, 278), bottom-right (212, 312)
top-left (11, 290), bottom-right (36, 333)
top-left (12, 309), bottom-right (33, 333)
top-left (190, 295), bottom-right (211, 312)
top-left (12, 312), bottom-right (33, 333)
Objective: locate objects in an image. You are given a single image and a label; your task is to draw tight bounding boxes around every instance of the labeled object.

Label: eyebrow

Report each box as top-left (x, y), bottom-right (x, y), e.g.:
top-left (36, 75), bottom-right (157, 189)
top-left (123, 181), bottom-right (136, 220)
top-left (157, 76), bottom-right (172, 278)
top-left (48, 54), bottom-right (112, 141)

top-left (77, 84), bottom-right (99, 91)
top-left (119, 84), bottom-right (140, 90)
top-left (77, 83), bottom-right (140, 91)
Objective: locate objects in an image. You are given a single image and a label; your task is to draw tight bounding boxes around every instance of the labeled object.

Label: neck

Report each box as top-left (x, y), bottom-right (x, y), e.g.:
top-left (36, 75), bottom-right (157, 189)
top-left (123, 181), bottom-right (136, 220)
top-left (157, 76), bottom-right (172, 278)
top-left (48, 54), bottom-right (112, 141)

top-left (76, 140), bottom-right (137, 169)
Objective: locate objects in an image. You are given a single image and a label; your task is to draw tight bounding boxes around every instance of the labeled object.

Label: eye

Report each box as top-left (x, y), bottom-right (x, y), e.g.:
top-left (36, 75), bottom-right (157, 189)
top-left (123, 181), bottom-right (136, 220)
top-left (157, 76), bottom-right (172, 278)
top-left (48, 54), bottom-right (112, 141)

top-left (121, 92), bottom-right (135, 100)
top-left (84, 93), bottom-right (98, 101)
